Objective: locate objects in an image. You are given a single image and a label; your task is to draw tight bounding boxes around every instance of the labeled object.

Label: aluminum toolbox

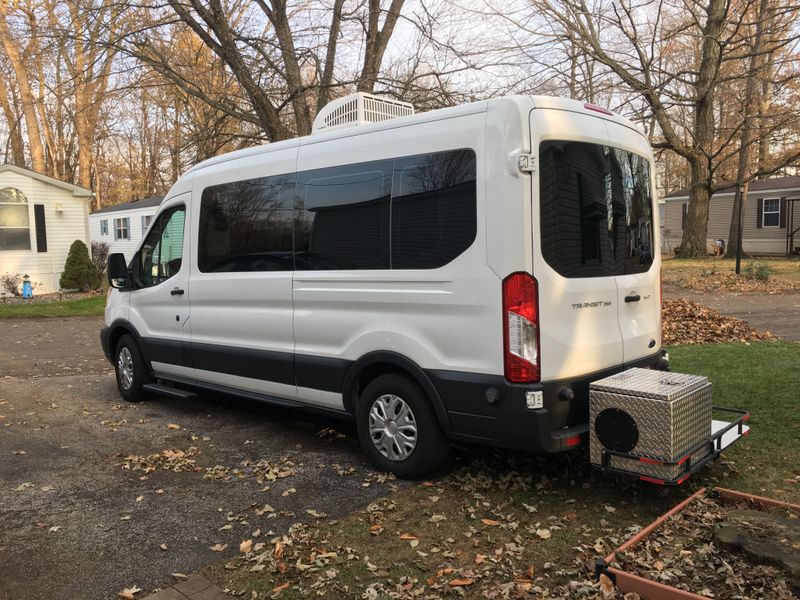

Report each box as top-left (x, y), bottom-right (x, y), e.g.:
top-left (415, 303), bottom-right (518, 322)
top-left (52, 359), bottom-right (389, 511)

top-left (590, 368), bottom-right (713, 481)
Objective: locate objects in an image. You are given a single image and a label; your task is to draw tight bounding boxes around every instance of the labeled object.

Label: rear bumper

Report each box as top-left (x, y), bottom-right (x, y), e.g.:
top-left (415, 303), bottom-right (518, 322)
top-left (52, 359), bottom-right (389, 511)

top-left (426, 351), bottom-right (663, 453)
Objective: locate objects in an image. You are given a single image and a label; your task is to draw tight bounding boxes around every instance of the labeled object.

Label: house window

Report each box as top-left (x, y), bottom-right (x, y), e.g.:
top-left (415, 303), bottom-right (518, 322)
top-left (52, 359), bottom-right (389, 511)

top-left (114, 217), bottom-right (130, 240)
top-left (100, 219), bottom-right (108, 235)
top-left (0, 187), bottom-right (31, 251)
top-left (763, 198), bottom-right (780, 227)
top-left (141, 215), bottom-right (152, 233)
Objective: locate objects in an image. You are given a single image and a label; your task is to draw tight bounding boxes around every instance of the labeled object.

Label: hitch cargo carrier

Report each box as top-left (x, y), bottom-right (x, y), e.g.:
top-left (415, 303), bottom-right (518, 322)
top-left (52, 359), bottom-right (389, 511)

top-left (589, 368), bottom-right (749, 485)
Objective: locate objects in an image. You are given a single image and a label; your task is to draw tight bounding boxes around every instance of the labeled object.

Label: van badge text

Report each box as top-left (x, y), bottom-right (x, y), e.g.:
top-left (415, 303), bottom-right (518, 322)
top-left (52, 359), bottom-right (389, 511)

top-left (572, 301), bottom-right (612, 310)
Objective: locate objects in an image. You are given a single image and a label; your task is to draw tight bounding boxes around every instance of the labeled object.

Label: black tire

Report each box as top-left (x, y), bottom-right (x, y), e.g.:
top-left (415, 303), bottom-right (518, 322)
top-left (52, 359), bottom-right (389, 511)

top-left (356, 373), bottom-right (449, 479)
top-left (114, 334), bottom-right (151, 403)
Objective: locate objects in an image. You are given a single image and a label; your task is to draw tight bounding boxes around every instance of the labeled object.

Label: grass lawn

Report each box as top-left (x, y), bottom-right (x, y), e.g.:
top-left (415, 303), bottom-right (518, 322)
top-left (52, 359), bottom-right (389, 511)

top-left (202, 341), bottom-right (799, 598)
top-left (0, 295), bottom-right (105, 318)
top-left (662, 256), bottom-right (800, 292)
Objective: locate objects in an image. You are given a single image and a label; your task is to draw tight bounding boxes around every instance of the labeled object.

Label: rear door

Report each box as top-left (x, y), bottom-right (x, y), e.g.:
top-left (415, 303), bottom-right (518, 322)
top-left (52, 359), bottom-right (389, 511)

top-left (530, 109), bottom-right (623, 381)
top-left (604, 122), bottom-right (661, 363)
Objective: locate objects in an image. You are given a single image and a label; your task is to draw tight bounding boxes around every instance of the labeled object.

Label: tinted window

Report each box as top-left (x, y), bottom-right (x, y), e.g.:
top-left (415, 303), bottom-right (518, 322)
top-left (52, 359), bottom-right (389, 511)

top-left (139, 206), bottom-right (185, 287)
top-left (199, 174), bottom-right (295, 272)
top-left (392, 149), bottom-right (476, 269)
top-left (539, 141), bottom-right (654, 278)
top-left (295, 161), bottom-right (392, 270)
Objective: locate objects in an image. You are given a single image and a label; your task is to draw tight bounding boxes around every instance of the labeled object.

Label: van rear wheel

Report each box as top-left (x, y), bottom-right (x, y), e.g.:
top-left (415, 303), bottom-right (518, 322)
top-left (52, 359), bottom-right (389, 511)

top-left (114, 334), bottom-right (151, 403)
top-left (357, 374), bottom-right (449, 479)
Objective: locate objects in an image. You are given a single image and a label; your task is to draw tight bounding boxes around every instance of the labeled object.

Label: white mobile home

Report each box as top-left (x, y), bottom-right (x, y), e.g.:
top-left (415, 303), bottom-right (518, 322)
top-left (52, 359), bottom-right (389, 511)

top-left (0, 164), bottom-right (92, 294)
top-left (89, 196), bottom-right (163, 261)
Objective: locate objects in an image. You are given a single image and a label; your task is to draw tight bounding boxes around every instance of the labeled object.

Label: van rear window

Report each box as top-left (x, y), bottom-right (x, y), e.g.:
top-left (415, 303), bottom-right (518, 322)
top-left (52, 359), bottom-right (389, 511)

top-left (539, 141), bottom-right (654, 278)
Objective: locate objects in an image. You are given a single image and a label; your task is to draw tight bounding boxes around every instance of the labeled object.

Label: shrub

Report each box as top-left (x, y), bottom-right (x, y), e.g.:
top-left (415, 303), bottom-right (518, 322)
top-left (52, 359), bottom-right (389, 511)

top-left (91, 241), bottom-right (110, 280)
top-left (744, 261), bottom-right (771, 282)
top-left (1, 272), bottom-right (21, 296)
top-left (60, 240), bottom-right (99, 291)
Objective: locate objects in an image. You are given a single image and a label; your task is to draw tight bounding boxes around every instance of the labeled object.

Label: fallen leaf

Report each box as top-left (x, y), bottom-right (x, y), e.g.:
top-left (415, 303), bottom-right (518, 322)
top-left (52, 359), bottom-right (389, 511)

top-left (209, 543), bottom-right (227, 552)
top-left (135, 495), bottom-right (144, 502)
top-left (599, 573), bottom-right (615, 596)
top-left (535, 528), bottom-right (551, 540)
top-left (273, 541), bottom-right (284, 559)
top-left (117, 586), bottom-right (142, 599)
top-left (399, 533), bottom-right (418, 541)
top-left (481, 518), bottom-right (502, 527)
top-left (272, 582), bottom-right (290, 594)
top-left (159, 544), bottom-right (168, 551)
top-left (281, 488), bottom-right (296, 497)
top-left (240, 539), bottom-right (252, 553)
top-left (306, 509), bottom-right (327, 518)
top-left (449, 578), bottom-right (474, 587)
top-left (167, 423), bottom-right (180, 430)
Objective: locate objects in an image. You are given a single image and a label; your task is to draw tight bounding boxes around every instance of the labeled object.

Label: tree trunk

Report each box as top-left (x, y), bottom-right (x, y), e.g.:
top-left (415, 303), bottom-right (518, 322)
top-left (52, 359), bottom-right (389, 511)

top-left (726, 0), bottom-right (769, 258)
top-left (0, 77), bottom-right (25, 166)
top-left (0, 4), bottom-right (45, 172)
top-left (357, 0), bottom-right (405, 92)
top-left (678, 0), bottom-right (727, 257)
top-left (681, 160), bottom-right (712, 257)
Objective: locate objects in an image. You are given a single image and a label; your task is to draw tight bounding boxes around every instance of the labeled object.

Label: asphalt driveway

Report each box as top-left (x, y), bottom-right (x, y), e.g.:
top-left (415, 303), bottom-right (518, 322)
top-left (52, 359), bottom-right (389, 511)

top-left (0, 317), bottom-right (396, 600)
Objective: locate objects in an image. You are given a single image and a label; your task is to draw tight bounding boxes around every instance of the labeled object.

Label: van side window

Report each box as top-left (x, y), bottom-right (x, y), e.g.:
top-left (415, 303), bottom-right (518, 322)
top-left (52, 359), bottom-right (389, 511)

top-left (539, 141), bottom-right (653, 278)
top-left (139, 206), bottom-right (186, 287)
top-left (295, 161), bottom-right (392, 270)
top-left (199, 174), bottom-right (295, 272)
top-left (392, 149), bottom-right (476, 269)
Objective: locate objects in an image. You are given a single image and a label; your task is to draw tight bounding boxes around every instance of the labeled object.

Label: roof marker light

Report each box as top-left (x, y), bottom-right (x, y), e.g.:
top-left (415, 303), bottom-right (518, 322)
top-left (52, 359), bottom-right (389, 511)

top-left (584, 102), bottom-right (613, 116)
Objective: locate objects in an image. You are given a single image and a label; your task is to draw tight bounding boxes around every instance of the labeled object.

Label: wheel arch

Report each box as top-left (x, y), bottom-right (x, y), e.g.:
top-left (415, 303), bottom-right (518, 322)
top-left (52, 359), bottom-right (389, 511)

top-left (342, 351), bottom-right (453, 434)
top-left (106, 320), bottom-right (150, 369)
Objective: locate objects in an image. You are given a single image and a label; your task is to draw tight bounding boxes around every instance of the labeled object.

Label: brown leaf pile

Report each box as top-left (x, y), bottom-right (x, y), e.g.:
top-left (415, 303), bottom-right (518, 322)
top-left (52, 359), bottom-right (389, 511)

top-left (615, 496), bottom-right (798, 599)
top-left (662, 299), bottom-right (777, 345)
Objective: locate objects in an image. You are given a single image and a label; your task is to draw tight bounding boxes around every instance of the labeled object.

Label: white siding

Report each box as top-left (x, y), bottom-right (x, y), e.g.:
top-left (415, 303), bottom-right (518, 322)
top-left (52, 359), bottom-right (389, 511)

top-left (0, 170), bottom-right (91, 294)
top-left (89, 205), bottom-right (160, 261)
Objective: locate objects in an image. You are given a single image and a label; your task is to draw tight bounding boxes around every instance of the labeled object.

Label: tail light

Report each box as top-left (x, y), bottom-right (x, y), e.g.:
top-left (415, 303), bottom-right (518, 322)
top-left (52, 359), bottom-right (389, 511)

top-left (502, 272), bottom-right (540, 383)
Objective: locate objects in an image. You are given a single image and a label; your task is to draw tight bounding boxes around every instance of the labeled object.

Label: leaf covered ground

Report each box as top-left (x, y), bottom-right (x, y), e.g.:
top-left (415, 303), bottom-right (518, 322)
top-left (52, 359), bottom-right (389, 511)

top-left (662, 298), bottom-right (777, 345)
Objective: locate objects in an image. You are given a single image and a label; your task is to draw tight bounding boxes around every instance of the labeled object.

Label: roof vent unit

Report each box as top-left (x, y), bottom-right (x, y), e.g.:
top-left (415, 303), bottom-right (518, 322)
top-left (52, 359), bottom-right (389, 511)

top-left (312, 92), bottom-right (414, 133)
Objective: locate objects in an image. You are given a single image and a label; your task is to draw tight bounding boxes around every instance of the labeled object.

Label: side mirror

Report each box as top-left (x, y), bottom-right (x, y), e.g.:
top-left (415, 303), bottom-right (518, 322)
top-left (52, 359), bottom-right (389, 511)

top-left (108, 253), bottom-right (130, 289)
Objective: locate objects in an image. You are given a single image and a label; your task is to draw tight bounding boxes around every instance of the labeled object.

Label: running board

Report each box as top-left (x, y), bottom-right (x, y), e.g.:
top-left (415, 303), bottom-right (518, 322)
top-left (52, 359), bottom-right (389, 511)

top-left (143, 383), bottom-right (198, 400)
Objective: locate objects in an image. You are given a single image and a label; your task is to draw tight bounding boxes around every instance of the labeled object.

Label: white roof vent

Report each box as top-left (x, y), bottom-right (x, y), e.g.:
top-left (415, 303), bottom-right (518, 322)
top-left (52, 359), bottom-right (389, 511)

top-left (312, 92), bottom-right (414, 133)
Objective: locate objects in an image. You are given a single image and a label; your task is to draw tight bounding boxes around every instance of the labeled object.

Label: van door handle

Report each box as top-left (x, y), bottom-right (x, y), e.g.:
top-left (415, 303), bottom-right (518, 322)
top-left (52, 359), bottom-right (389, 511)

top-left (624, 293), bottom-right (641, 303)
top-left (171, 287), bottom-right (185, 296)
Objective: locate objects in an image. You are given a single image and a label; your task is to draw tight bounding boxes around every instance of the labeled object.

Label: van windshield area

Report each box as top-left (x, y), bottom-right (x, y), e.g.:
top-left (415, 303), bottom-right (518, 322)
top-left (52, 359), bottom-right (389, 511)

top-left (539, 141), bottom-right (654, 278)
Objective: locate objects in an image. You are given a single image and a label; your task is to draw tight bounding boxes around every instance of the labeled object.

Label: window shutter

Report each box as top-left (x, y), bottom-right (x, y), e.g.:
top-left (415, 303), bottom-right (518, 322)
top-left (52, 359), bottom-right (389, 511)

top-left (780, 197), bottom-right (787, 228)
top-left (757, 198), bottom-right (763, 228)
top-left (34, 204), bottom-right (47, 252)
top-left (114, 219), bottom-right (119, 240)
top-left (125, 217), bottom-right (131, 239)
top-left (681, 203), bottom-right (688, 230)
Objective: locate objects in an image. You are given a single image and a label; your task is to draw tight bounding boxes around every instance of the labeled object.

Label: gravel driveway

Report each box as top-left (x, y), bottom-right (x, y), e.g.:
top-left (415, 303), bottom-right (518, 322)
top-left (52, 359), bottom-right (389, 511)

top-left (0, 317), bottom-right (396, 600)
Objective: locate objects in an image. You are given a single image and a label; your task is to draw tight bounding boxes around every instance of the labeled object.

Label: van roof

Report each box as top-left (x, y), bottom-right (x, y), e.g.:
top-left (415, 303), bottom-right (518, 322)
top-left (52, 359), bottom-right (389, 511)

top-left (186, 95), bottom-right (643, 176)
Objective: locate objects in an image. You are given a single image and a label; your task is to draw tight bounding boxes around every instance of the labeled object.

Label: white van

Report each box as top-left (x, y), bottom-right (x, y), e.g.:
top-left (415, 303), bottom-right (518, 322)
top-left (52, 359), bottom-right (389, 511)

top-left (102, 94), bottom-right (664, 478)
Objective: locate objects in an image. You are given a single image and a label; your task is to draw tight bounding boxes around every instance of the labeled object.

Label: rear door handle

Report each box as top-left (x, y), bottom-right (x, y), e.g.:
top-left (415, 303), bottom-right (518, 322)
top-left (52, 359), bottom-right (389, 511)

top-left (171, 287), bottom-right (185, 296)
top-left (624, 293), bottom-right (641, 303)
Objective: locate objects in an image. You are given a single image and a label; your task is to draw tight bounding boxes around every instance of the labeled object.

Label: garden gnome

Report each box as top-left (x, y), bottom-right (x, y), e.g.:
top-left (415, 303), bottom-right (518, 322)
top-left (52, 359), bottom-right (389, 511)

top-left (21, 274), bottom-right (33, 299)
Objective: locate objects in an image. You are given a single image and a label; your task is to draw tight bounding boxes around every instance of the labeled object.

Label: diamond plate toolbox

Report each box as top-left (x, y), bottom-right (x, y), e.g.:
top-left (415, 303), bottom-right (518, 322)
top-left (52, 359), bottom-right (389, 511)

top-left (589, 368), bottom-right (712, 480)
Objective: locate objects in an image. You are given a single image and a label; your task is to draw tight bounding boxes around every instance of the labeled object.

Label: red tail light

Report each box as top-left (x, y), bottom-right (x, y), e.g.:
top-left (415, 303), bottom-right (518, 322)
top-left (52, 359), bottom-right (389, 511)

top-left (583, 102), bottom-right (613, 116)
top-left (502, 272), bottom-right (540, 383)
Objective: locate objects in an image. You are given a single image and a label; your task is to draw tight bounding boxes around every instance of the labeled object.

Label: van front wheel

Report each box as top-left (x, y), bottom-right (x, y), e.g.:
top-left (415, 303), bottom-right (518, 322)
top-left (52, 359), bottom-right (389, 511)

top-left (357, 374), bottom-right (449, 479)
top-left (114, 334), bottom-right (151, 403)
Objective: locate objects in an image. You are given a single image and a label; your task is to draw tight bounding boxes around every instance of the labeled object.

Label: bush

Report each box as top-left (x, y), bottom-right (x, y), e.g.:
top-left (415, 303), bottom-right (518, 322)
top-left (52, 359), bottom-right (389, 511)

top-left (91, 241), bottom-right (110, 280)
top-left (60, 240), bottom-right (99, 291)
top-left (1, 272), bottom-right (21, 296)
top-left (744, 261), bottom-right (771, 282)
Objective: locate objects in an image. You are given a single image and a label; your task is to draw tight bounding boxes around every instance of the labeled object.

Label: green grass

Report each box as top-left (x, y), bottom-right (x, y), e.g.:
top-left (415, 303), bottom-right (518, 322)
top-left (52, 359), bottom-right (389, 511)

top-left (668, 341), bottom-right (800, 498)
top-left (0, 295), bottom-right (105, 318)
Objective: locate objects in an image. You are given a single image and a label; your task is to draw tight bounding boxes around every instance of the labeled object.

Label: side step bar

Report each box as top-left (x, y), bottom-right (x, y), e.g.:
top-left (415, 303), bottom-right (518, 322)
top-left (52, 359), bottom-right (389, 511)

top-left (143, 383), bottom-right (198, 400)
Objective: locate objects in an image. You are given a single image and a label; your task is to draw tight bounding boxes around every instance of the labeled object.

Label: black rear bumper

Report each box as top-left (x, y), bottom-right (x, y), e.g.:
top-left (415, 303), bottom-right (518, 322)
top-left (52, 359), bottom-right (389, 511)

top-left (426, 351), bottom-right (664, 453)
